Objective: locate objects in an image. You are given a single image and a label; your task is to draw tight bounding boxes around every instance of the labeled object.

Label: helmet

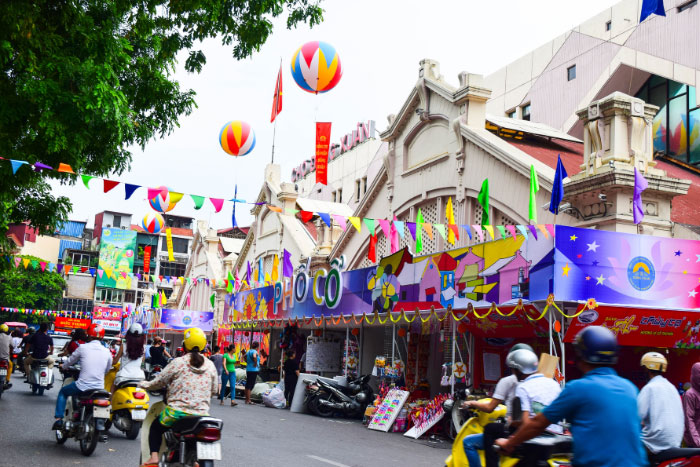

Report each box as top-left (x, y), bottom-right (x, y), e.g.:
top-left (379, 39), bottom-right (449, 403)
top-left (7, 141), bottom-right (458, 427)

top-left (508, 349), bottom-right (539, 375)
top-left (28, 327), bottom-right (35, 334)
top-left (574, 326), bottom-right (618, 365)
top-left (87, 323), bottom-right (105, 339)
top-left (127, 323), bottom-right (144, 336)
top-left (183, 327), bottom-right (206, 352)
top-left (506, 343), bottom-right (535, 368)
top-left (641, 352), bottom-right (667, 372)
top-left (0, 324), bottom-right (8, 333)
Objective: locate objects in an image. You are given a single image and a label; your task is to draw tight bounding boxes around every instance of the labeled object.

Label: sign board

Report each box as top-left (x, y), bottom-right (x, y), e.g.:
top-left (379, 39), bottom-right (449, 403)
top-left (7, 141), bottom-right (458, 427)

top-left (160, 309), bottom-right (215, 332)
top-left (368, 388), bottom-right (410, 432)
top-left (92, 318), bottom-right (122, 332)
top-left (404, 411), bottom-right (445, 439)
top-left (93, 306), bottom-right (123, 320)
top-left (96, 228), bottom-right (137, 289)
top-left (55, 317), bottom-right (91, 330)
top-left (305, 337), bottom-right (341, 373)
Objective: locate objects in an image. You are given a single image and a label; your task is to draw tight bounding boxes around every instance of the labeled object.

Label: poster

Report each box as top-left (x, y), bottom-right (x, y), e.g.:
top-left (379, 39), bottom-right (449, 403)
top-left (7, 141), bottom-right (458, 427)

top-left (54, 317), bottom-right (91, 330)
top-left (160, 309), bottom-right (214, 332)
top-left (96, 228), bottom-right (137, 289)
top-left (482, 352), bottom-right (502, 382)
top-left (368, 388), bottom-right (410, 432)
top-left (315, 122), bottom-right (331, 185)
top-left (555, 226), bottom-right (700, 310)
top-left (564, 305), bottom-right (700, 349)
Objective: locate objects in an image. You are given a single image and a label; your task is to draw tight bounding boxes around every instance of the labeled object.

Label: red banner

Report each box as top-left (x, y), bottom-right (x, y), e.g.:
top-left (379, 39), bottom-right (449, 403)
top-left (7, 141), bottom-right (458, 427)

top-left (315, 122), bottom-right (331, 185)
top-left (564, 306), bottom-right (695, 348)
top-left (455, 305), bottom-right (548, 339)
top-left (55, 317), bottom-right (91, 330)
top-left (143, 245), bottom-right (151, 275)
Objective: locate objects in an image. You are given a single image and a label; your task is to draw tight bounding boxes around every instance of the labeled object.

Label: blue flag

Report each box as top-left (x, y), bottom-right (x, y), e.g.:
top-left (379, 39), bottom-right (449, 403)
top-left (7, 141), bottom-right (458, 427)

top-left (640, 0), bottom-right (665, 22)
top-left (318, 212), bottom-right (331, 227)
top-left (549, 154), bottom-right (568, 215)
top-left (231, 185), bottom-right (238, 228)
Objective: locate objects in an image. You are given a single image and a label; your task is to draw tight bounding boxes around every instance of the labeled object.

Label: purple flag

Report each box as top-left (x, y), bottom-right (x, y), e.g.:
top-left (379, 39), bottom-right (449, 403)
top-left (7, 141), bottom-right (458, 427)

top-left (246, 261), bottom-right (252, 283)
top-left (527, 224), bottom-right (539, 240)
top-left (283, 249), bottom-right (293, 278)
top-left (406, 222), bottom-right (417, 240)
top-left (634, 167), bottom-right (649, 224)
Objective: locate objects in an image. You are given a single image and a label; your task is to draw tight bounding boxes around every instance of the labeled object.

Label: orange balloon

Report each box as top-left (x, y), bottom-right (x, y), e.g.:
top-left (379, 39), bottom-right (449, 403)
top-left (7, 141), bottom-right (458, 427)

top-left (554, 320), bottom-right (562, 333)
top-left (351, 328), bottom-right (360, 336)
top-left (397, 328), bottom-right (407, 338)
top-left (457, 322), bottom-right (469, 334)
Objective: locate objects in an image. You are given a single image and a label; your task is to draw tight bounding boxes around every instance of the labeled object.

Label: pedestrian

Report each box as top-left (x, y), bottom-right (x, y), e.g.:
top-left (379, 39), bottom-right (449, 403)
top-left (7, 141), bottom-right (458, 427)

top-left (220, 345), bottom-right (238, 406)
top-left (684, 362), bottom-right (700, 447)
top-left (245, 341), bottom-right (260, 405)
top-left (282, 350), bottom-right (300, 406)
top-left (638, 352), bottom-right (683, 459)
top-left (144, 339), bottom-right (153, 359)
top-left (210, 345), bottom-right (223, 395)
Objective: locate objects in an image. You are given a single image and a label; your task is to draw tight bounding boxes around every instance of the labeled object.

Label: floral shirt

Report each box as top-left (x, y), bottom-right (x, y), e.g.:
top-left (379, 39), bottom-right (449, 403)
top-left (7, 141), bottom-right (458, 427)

top-left (140, 354), bottom-right (217, 415)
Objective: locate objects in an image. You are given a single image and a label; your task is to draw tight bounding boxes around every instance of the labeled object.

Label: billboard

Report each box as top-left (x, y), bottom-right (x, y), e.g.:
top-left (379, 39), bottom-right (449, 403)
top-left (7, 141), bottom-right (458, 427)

top-left (54, 317), bottom-right (91, 330)
top-left (96, 228), bottom-right (137, 290)
top-left (160, 309), bottom-right (215, 332)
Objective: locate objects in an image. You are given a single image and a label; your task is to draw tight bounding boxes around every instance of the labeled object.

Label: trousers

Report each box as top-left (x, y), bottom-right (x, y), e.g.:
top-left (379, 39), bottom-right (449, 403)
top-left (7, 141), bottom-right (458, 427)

top-left (55, 382), bottom-right (82, 419)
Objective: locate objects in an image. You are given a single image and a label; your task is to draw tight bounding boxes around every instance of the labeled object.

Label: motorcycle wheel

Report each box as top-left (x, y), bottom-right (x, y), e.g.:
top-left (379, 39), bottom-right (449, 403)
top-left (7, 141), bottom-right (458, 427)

top-left (126, 420), bottom-right (141, 440)
top-left (31, 384), bottom-right (38, 394)
top-left (55, 429), bottom-right (68, 445)
top-left (37, 386), bottom-right (45, 396)
top-left (186, 449), bottom-right (214, 467)
top-left (79, 418), bottom-right (98, 456)
top-left (310, 393), bottom-right (335, 418)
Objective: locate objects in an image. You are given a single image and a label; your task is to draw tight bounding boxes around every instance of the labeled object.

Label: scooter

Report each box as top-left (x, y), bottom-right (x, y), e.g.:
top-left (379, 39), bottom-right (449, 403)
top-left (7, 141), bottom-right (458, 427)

top-left (104, 364), bottom-right (150, 439)
top-left (445, 399), bottom-right (572, 467)
top-left (303, 374), bottom-right (373, 419)
top-left (649, 447), bottom-right (700, 467)
top-left (140, 392), bottom-right (223, 466)
top-left (0, 359), bottom-right (9, 399)
top-left (26, 358), bottom-right (54, 395)
top-left (55, 367), bottom-right (112, 456)
top-left (442, 388), bottom-right (471, 440)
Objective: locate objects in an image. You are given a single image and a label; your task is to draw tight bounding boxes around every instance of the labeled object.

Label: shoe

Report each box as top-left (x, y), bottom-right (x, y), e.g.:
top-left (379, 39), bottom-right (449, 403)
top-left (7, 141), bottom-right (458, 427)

top-left (231, 401), bottom-right (238, 406)
top-left (52, 419), bottom-right (63, 430)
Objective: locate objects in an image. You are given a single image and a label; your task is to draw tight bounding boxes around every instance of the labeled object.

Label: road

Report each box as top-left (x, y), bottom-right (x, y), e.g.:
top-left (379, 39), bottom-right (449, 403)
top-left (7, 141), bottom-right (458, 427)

top-left (0, 370), bottom-right (449, 466)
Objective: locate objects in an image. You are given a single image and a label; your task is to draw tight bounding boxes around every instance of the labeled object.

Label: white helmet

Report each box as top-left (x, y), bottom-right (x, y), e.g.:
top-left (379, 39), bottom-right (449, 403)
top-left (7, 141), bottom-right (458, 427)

top-left (127, 323), bottom-right (144, 336)
top-left (509, 349), bottom-right (539, 375)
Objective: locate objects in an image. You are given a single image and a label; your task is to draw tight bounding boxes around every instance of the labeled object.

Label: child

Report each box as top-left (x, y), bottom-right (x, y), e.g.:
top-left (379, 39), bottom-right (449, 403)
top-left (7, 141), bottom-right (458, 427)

top-left (282, 350), bottom-right (300, 406)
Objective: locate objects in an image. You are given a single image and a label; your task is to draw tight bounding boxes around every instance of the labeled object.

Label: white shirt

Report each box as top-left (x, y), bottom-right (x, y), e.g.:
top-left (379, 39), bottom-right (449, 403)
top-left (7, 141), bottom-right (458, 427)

top-left (638, 375), bottom-right (684, 453)
top-left (116, 355), bottom-right (145, 382)
top-left (11, 337), bottom-right (22, 353)
top-left (516, 373), bottom-right (562, 432)
top-left (493, 374), bottom-right (519, 419)
top-left (65, 340), bottom-right (113, 391)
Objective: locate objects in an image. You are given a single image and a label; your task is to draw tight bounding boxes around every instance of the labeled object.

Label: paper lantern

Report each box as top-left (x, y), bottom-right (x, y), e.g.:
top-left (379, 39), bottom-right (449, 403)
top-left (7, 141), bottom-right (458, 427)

top-left (219, 121), bottom-right (256, 157)
top-left (314, 329), bottom-right (323, 337)
top-left (351, 328), bottom-right (360, 336)
top-left (291, 41), bottom-right (342, 94)
top-left (141, 212), bottom-right (164, 234)
top-left (149, 186), bottom-right (178, 213)
top-left (457, 322), bottom-right (469, 334)
top-left (397, 328), bottom-right (407, 338)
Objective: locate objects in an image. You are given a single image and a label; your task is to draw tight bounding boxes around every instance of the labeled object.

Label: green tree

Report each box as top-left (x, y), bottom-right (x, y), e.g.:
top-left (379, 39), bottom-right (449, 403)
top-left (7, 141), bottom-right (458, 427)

top-left (0, 0), bottom-right (323, 252)
top-left (0, 255), bottom-right (66, 309)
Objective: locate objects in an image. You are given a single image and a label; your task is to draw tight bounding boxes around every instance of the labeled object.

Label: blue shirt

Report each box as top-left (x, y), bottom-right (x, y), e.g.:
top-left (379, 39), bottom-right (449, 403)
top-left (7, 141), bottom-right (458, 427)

top-left (542, 367), bottom-right (648, 467)
top-left (246, 349), bottom-right (259, 372)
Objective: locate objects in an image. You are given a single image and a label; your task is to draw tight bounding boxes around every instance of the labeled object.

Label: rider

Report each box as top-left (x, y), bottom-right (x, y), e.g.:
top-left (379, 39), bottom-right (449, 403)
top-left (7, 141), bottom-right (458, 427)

top-left (110, 323), bottom-right (146, 393)
top-left (0, 324), bottom-right (13, 388)
top-left (138, 328), bottom-right (217, 467)
top-left (461, 343), bottom-right (533, 467)
top-left (23, 323), bottom-right (54, 377)
top-left (495, 326), bottom-right (647, 467)
top-left (148, 336), bottom-right (171, 368)
top-left (638, 352), bottom-right (684, 458)
top-left (52, 323), bottom-right (113, 430)
top-left (58, 329), bottom-right (87, 358)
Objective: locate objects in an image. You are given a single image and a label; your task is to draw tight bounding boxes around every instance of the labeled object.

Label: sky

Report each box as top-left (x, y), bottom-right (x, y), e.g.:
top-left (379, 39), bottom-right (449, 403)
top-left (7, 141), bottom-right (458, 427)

top-left (50, 0), bottom-right (619, 230)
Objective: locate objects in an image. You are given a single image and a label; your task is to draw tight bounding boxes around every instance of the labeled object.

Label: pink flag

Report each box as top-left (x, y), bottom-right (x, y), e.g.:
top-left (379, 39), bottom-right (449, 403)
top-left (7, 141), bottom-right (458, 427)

top-left (147, 187), bottom-right (166, 200)
top-left (545, 224), bottom-right (556, 237)
top-left (472, 225), bottom-right (484, 242)
top-left (378, 219), bottom-right (391, 239)
top-left (40, 261), bottom-right (46, 272)
top-left (210, 198), bottom-right (224, 213)
top-left (186, 291), bottom-right (191, 307)
top-left (506, 225), bottom-right (517, 239)
top-left (13, 257), bottom-right (20, 268)
top-left (332, 215), bottom-right (347, 231)
top-left (97, 269), bottom-right (104, 278)
top-left (390, 216), bottom-right (399, 253)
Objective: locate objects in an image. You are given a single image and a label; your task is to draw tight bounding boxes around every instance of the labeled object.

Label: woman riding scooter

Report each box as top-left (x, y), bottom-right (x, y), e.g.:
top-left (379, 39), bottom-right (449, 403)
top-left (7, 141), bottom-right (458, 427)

top-left (110, 324), bottom-right (146, 393)
top-left (138, 328), bottom-right (218, 467)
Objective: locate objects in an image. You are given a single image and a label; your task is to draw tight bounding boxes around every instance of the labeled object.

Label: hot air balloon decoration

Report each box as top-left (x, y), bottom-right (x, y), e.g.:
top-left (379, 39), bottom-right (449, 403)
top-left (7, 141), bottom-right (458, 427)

top-left (142, 212), bottom-right (165, 234)
top-left (149, 186), bottom-right (179, 213)
top-left (219, 121), bottom-right (256, 157)
top-left (291, 41), bottom-right (342, 94)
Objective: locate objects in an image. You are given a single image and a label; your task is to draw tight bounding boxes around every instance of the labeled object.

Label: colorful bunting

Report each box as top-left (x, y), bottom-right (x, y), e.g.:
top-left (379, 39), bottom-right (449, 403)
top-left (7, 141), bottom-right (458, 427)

top-left (407, 222), bottom-right (417, 240)
top-left (81, 174), bottom-right (94, 189)
top-left (496, 225), bottom-right (507, 239)
top-left (300, 210), bottom-right (314, 223)
top-left (318, 212), bottom-right (331, 227)
top-left (190, 195), bottom-right (205, 210)
top-left (461, 225), bottom-right (472, 240)
top-left (57, 163), bottom-right (75, 174)
top-left (363, 218), bottom-right (375, 235)
top-left (332, 215), bottom-right (347, 231)
top-left (103, 179), bottom-right (120, 193)
top-left (349, 217), bottom-right (361, 233)
top-left (529, 164), bottom-right (539, 223)
top-left (446, 197), bottom-right (457, 244)
top-left (368, 234), bottom-right (377, 262)
top-left (415, 209), bottom-right (424, 253)
top-left (378, 219), bottom-right (391, 239)
top-left (272, 255), bottom-right (280, 283)
top-left (210, 198), bottom-right (224, 213)
top-left (10, 160), bottom-right (27, 174)
top-left (478, 179), bottom-right (490, 226)
top-left (516, 225), bottom-right (529, 239)
top-left (527, 224), bottom-right (538, 240)
top-left (124, 183), bottom-right (140, 200)
top-left (434, 223), bottom-right (446, 240)
top-left (423, 222), bottom-right (434, 241)
top-left (283, 250), bottom-right (293, 278)
top-left (506, 225), bottom-right (517, 239)
top-left (483, 225), bottom-right (495, 240)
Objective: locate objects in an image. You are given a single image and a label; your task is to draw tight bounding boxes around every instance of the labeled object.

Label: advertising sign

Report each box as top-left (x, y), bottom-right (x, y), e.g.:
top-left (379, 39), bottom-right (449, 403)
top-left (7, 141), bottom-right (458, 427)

top-left (96, 228), bottom-right (137, 289)
top-left (92, 318), bottom-right (122, 332)
top-left (92, 306), bottom-right (123, 320)
top-left (554, 226), bottom-right (700, 310)
top-left (564, 305), bottom-right (699, 348)
top-left (160, 309), bottom-right (214, 332)
top-left (143, 245), bottom-right (152, 274)
top-left (54, 317), bottom-right (91, 330)
top-left (315, 122), bottom-right (331, 185)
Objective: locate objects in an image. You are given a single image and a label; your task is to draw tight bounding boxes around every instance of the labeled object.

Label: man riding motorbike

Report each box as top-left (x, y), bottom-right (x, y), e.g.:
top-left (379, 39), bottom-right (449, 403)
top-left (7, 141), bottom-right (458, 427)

top-left (0, 324), bottom-right (13, 388)
top-left (462, 343), bottom-right (534, 467)
top-left (137, 327), bottom-right (217, 467)
top-left (496, 326), bottom-right (647, 467)
top-left (638, 352), bottom-right (684, 460)
top-left (52, 323), bottom-right (113, 430)
top-left (23, 323), bottom-right (54, 377)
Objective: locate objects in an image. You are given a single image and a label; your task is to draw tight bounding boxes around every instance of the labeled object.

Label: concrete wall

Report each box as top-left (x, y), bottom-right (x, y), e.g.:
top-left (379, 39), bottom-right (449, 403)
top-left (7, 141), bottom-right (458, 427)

top-left (65, 274), bottom-right (96, 300)
top-left (19, 235), bottom-right (60, 263)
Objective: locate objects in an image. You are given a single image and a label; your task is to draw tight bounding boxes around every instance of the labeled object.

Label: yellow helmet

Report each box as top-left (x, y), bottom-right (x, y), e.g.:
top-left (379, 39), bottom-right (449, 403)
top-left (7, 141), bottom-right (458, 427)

top-left (641, 352), bottom-right (667, 372)
top-left (0, 324), bottom-right (8, 333)
top-left (183, 327), bottom-right (206, 352)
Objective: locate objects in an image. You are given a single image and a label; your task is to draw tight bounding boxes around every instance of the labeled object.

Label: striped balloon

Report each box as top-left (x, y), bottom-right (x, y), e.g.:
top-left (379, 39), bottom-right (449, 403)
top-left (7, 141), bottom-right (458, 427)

top-left (141, 212), bottom-right (164, 234)
top-left (219, 121), bottom-right (256, 157)
top-left (149, 185), bottom-right (178, 213)
top-left (291, 41), bottom-right (342, 94)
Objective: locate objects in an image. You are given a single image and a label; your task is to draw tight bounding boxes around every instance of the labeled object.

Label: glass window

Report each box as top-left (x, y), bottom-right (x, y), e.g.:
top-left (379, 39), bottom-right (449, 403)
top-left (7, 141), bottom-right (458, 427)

top-left (507, 110), bottom-right (516, 119)
top-left (113, 216), bottom-right (121, 228)
top-left (160, 236), bottom-right (189, 254)
top-left (690, 108), bottom-right (700, 164)
top-left (96, 288), bottom-right (123, 304)
top-left (61, 298), bottom-right (93, 313)
top-left (668, 96), bottom-right (687, 159)
top-left (362, 176), bottom-right (368, 194)
top-left (567, 65), bottom-right (576, 81)
top-left (670, 81), bottom-right (688, 98)
top-left (159, 261), bottom-right (186, 278)
top-left (521, 104), bottom-right (531, 121)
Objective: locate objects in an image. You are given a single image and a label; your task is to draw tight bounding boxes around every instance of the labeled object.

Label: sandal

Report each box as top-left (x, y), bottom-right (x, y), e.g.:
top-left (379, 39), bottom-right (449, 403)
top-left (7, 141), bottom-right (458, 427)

top-left (231, 401), bottom-right (238, 406)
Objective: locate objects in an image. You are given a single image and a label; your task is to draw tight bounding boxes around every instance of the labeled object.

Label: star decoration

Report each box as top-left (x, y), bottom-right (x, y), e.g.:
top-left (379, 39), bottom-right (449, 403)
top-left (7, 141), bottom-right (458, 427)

top-left (596, 274), bottom-right (606, 285)
top-left (675, 250), bottom-right (682, 256)
top-left (592, 260), bottom-right (599, 267)
top-left (587, 241), bottom-right (599, 252)
top-left (562, 263), bottom-right (571, 277)
top-left (585, 276), bottom-right (591, 281)
top-left (569, 235), bottom-right (578, 241)
top-left (683, 270), bottom-right (688, 275)
top-left (690, 290), bottom-right (698, 298)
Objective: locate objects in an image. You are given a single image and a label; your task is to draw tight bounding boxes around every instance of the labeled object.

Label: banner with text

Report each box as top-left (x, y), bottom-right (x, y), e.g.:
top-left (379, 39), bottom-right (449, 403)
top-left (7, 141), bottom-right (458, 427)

top-left (315, 122), bottom-right (331, 185)
top-left (96, 228), bottom-right (137, 289)
top-left (160, 309), bottom-right (214, 332)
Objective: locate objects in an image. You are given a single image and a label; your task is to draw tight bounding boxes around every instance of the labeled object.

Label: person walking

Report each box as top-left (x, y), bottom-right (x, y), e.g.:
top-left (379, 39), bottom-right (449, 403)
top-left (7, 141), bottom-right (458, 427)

top-left (210, 345), bottom-right (223, 396)
top-left (244, 342), bottom-right (260, 405)
top-left (684, 362), bottom-right (700, 447)
top-left (220, 345), bottom-right (238, 406)
top-left (282, 350), bottom-right (300, 406)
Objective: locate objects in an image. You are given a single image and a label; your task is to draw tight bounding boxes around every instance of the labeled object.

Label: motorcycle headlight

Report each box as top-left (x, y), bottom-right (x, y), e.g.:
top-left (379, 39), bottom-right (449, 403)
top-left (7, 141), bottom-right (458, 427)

top-left (356, 392), bottom-right (368, 403)
top-left (443, 399), bottom-right (454, 412)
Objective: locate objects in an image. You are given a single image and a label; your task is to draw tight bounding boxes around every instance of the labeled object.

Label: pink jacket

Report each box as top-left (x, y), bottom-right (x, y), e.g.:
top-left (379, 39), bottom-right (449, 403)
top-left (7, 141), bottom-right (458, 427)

top-left (683, 363), bottom-right (700, 447)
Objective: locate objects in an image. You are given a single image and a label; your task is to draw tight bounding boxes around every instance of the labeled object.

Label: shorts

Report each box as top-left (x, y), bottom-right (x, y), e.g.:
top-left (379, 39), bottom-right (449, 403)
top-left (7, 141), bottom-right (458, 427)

top-left (245, 371), bottom-right (259, 391)
top-left (158, 405), bottom-right (202, 427)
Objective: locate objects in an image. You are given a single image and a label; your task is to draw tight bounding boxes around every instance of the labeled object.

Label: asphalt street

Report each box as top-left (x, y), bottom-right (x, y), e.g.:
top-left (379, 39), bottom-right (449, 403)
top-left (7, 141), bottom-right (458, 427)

top-left (0, 370), bottom-right (448, 467)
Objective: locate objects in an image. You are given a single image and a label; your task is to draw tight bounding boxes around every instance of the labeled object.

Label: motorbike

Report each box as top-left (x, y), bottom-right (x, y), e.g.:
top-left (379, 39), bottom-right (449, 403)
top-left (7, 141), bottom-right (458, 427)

top-left (442, 388), bottom-right (472, 440)
top-left (140, 392), bottom-right (223, 466)
top-left (55, 367), bottom-right (112, 456)
top-left (145, 361), bottom-right (164, 381)
top-left (0, 359), bottom-right (9, 398)
top-left (26, 357), bottom-right (54, 395)
top-left (445, 399), bottom-right (572, 467)
top-left (649, 447), bottom-right (700, 467)
top-left (303, 374), bottom-right (373, 418)
top-left (104, 364), bottom-right (150, 439)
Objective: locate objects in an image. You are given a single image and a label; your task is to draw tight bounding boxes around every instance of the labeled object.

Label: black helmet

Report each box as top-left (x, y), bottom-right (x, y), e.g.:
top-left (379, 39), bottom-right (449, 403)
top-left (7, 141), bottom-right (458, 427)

top-left (574, 326), bottom-right (618, 365)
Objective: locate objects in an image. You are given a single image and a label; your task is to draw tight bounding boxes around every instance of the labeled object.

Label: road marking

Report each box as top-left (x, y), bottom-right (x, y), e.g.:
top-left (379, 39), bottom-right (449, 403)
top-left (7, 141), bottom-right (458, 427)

top-left (306, 455), bottom-right (350, 467)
